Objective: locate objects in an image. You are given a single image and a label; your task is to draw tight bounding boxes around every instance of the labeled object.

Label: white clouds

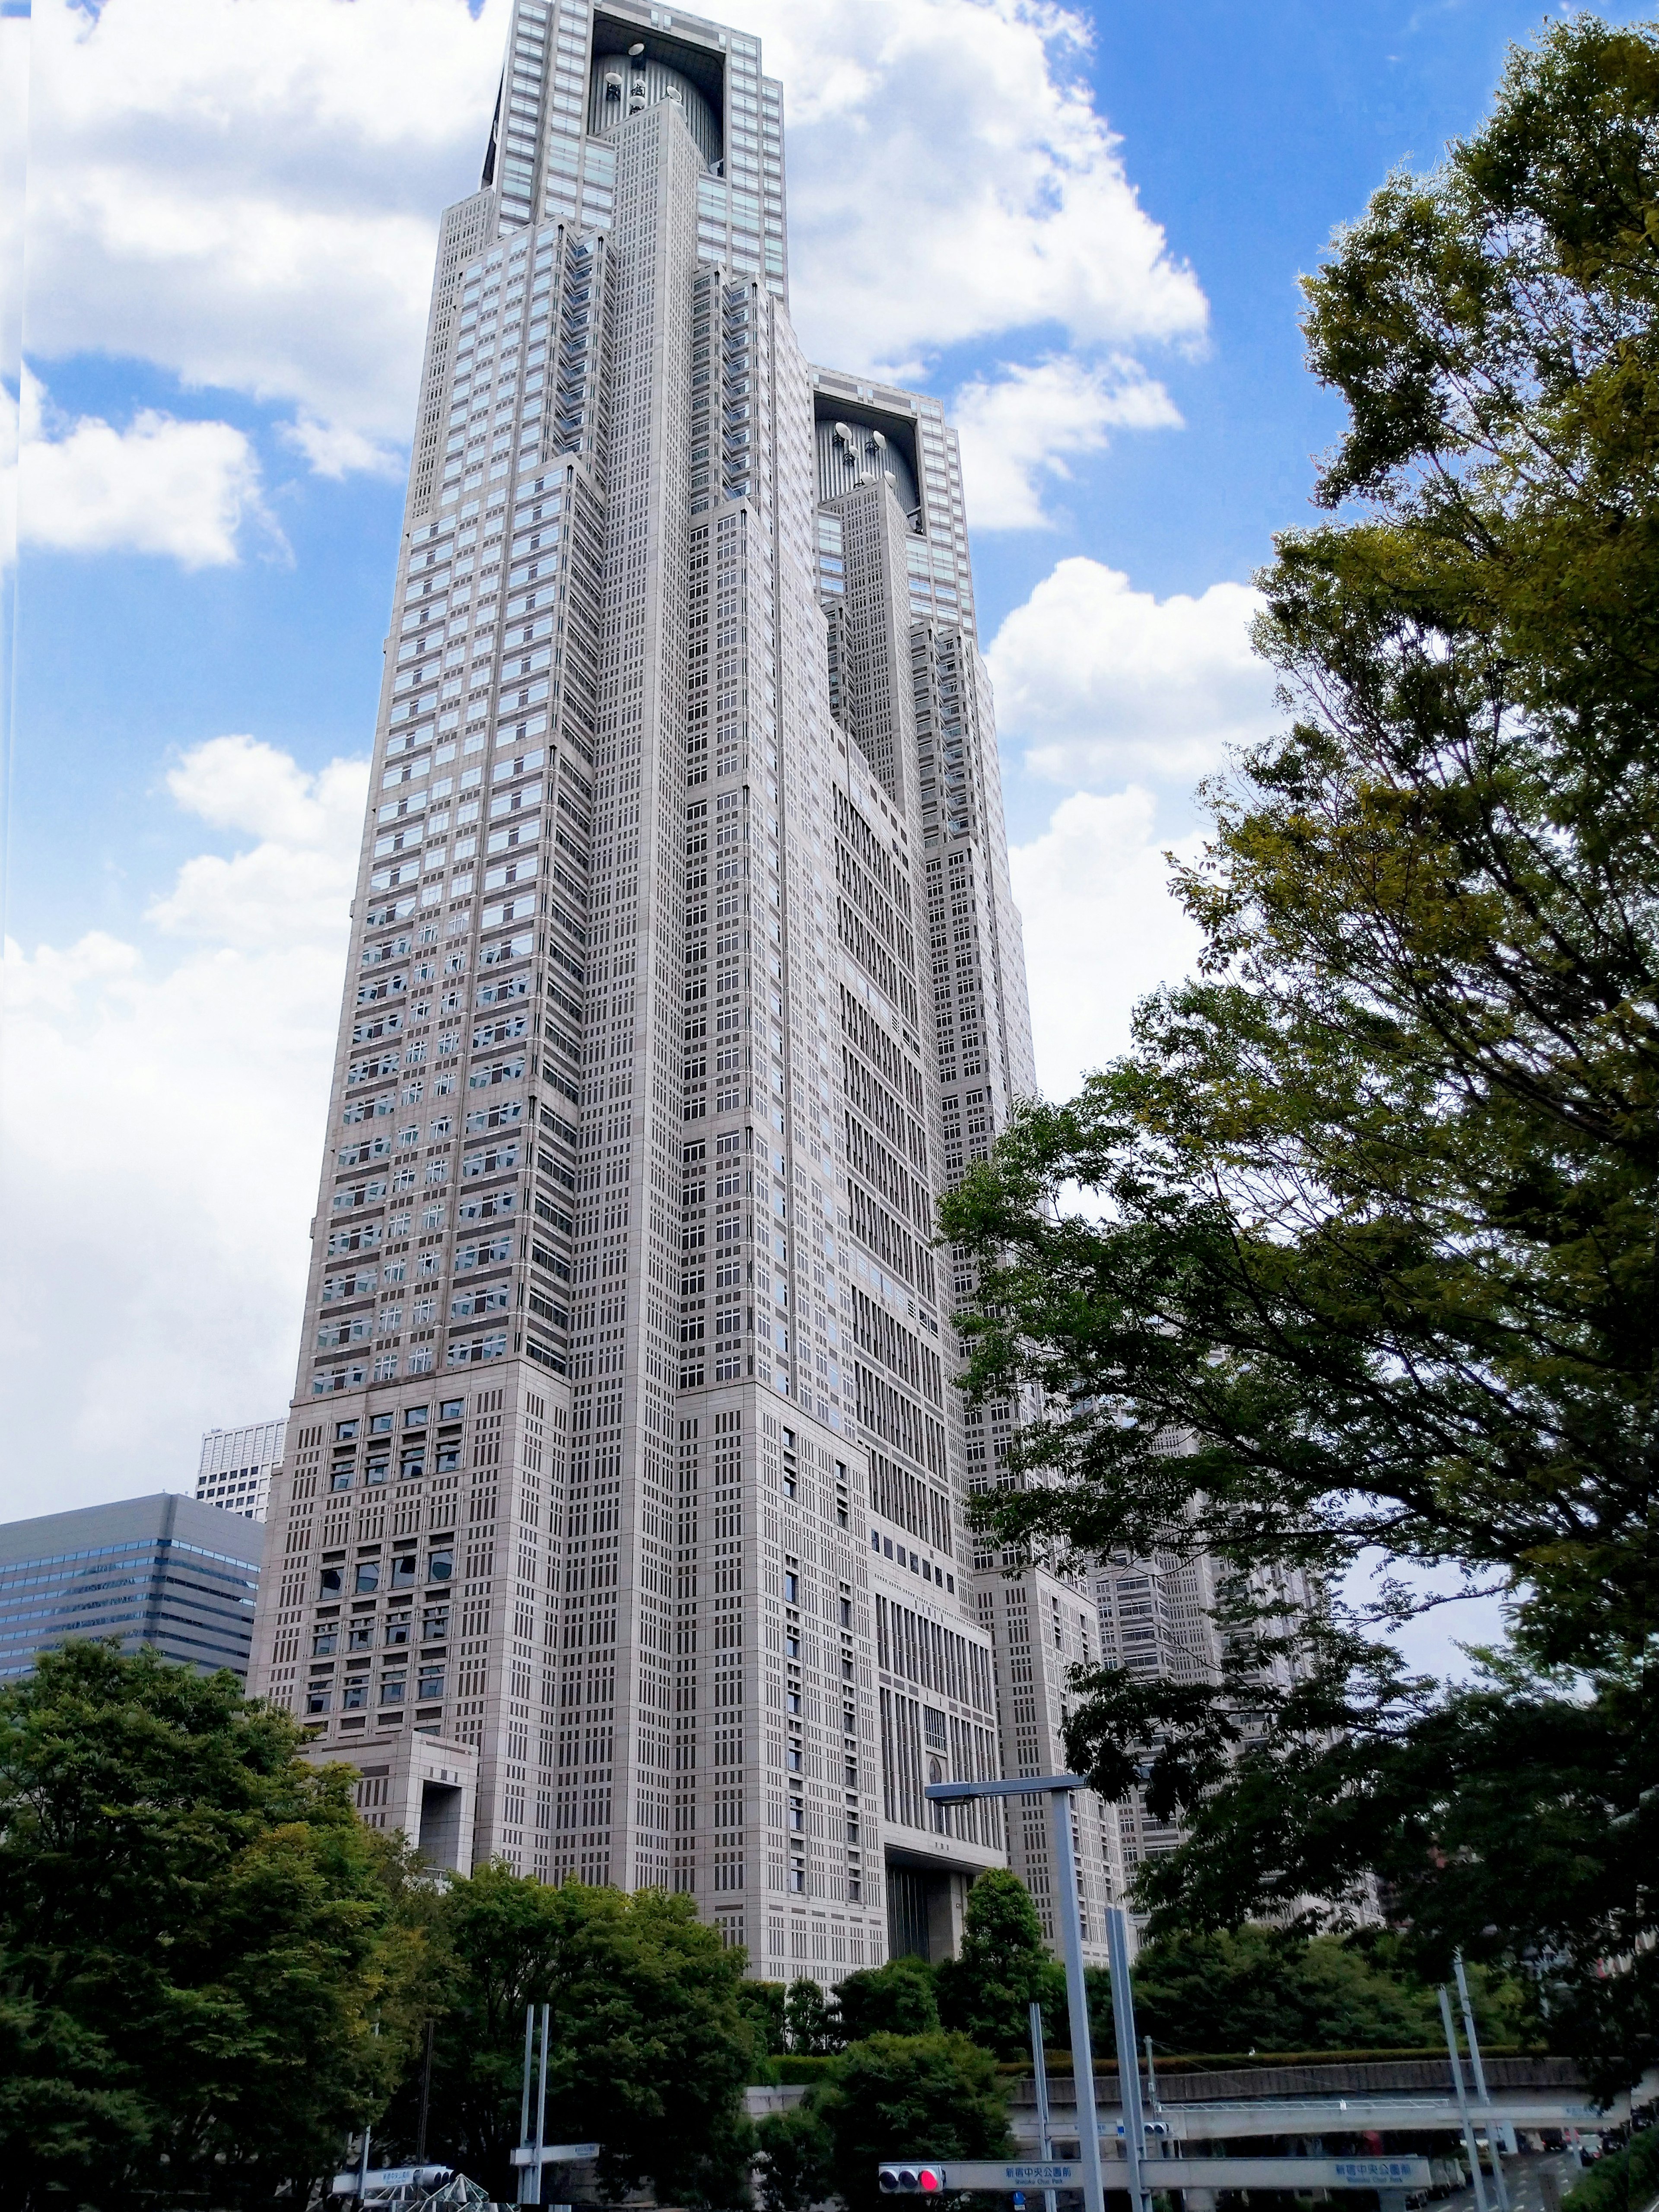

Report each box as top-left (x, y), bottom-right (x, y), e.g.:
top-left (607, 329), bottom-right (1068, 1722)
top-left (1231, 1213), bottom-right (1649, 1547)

top-left (18, 379), bottom-right (275, 567)
top-left (753, 0), bottom-right (1207, 375)
top-left (280, 415), bottom-right (403, 483)
top-left (988, 557), bottom-right (1278, 782)
top-left (1010, 786), bottom-right (1205, 1099)
top-left (22, 0), bottom-right (1202, 476)
top-left (25, 0), bottom-right (507, 448)
top-left (0, 738), bottom-right (365, 1519)
top-left (953, 356), bottom-right (1181, 529)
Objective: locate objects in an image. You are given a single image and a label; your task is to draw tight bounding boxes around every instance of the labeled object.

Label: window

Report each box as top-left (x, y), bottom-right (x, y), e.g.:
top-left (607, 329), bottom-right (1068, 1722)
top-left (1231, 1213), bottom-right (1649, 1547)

top-left (305, 1688), bottom-right (332, 1716)
top-left (401, 1449), bottom-right (426, 1479)
top-left (319, 1566), bottom-right (344, 1597)
top-left (418, 1669), bottom-right (445, 1702)
top-left (336, 1420), bottom-right (360, 1441)
top-left (392, 1554), bottom-right (418, 1588)
top-left (380, 1675), bottom-right (407, 1706)
top-left (331, 1468), bottom-right (353, 1493)
top-left (783, 1570), bottom-right (798, 1603)
top-left (440, 1398), bottom-right (465, 1420)
top-left (355, 1562), bottom-right (381, 1594)
top-left (348, 1621), bottom-right (374, 1651)
top-left (371, 1413), bottom-right (394, 1434)
top-left (422, 1606), bottom-right (451, 1642)
top-left (386, 1613), bottom-right (412, 1647)
top-left (788, 1862), bottom-right (805, 1892)
top-left (788, 1799), bottom-right (804, 1831)
top-left (786, 1688), bottom-right (801, 1715)
top-left (785, 1630), bottom-right (800, 1658)
top-left (312, 1628), bottom-right (338, 1656)
top-left (343, 1679), bottom-right (369, 1710)
top-left (428, 1548), bottom-right (454, 1583)
top-left (367, 1456), bottom-right (390, 1486)
top-left (405, 1406), bottom-right (429, 1429)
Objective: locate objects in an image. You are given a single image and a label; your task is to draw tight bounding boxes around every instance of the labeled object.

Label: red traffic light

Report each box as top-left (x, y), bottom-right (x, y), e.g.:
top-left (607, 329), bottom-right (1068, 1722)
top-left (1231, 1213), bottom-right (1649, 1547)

top-left (878, 2167), bottom-right (947, 2194)
top-left (919, 2172), bottom-right (942, 2193)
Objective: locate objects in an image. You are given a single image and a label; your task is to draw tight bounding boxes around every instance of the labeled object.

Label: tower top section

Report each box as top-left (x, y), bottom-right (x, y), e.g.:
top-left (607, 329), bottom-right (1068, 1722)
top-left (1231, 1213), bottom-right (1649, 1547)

top-left (480, 0), bottom-right (786, 297)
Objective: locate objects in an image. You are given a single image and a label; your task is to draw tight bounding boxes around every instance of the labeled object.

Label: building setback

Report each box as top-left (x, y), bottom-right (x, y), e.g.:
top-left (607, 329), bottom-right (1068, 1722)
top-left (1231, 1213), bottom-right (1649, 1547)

top-left (248, 0), bottom-right (1122, 1975)
top-left (0, 1494), bottom-right (264, 1682)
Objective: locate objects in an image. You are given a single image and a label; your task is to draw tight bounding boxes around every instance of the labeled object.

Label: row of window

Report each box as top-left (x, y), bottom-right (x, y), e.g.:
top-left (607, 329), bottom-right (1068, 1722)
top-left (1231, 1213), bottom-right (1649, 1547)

top-left (318, 1551), bottom-right (452, 1599)
top-left (305, 1671), bottom-right (443, 1717)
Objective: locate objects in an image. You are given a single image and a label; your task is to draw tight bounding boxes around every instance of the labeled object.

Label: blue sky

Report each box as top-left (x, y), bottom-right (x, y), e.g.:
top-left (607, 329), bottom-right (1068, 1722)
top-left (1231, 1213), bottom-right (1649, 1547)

top-left (3, 0), bottom-right (1625, 1664)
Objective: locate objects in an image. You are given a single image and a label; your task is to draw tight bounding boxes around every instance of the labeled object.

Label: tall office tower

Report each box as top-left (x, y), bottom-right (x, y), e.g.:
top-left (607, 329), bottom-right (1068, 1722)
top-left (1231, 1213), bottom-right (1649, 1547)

top-left (195, 1415), bottom-right (288, 1522)
top-left (808, 369), bottom-right (1127, 1965)
top-left (248, 0), bottom-right (1060, 1980)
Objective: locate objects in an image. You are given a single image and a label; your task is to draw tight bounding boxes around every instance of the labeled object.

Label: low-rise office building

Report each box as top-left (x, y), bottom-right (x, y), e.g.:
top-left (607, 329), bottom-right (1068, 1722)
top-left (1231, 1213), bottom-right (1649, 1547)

top-left (0, 1494), bottom-right (264, 1681)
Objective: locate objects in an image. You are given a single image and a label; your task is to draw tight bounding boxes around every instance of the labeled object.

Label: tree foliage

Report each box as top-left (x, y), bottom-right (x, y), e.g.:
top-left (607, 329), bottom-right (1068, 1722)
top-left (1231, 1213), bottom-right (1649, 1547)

top-left (934, 1871), bottom-right (1065, 2059)
top-left (784, 1973), bottom-right (842, 2055)
top-left (938, 14), bottom-right (1658, 2091)
top-left (0, 1643), bottom-right (415, 2212)
top-left (807, 2033), bottom-right (1010, 2212)
top-left (388, 1865), bottom-right (759, 2206)
top-left (835, 1956), bottom-right (941, 2042)
top-left (1104, 1925), bottom-right (1524, 2058)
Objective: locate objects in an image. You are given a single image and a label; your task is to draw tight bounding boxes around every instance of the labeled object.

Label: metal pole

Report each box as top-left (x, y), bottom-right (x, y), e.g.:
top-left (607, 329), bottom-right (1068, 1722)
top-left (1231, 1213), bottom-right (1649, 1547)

top-left (416, 2017), bottom-right (435, 2164)
top-left (517, 2003), bottom-right (536, 2206)
top-left (1106, 1906), bottom-right (1152, 2212)
top-left (533, 2001), bottom-right (551, 2205)
top-left (1455, 1955), bottom-right (1511, 2212)
top-left (1049, 1789), bottom-right (1106, 2212)
top-left (1439, 1985), bottom-right (1491, 2212)
top-left (1030, 2000), bottom-right (1058, 2212)
top-left (356, 2125), bottom-right (372, 2202)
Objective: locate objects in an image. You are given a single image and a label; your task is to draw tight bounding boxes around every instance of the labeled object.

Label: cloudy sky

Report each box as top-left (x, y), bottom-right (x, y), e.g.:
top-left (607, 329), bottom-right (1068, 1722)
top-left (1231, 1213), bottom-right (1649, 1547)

top-left (0, 0), bottom-right (1628, 1646)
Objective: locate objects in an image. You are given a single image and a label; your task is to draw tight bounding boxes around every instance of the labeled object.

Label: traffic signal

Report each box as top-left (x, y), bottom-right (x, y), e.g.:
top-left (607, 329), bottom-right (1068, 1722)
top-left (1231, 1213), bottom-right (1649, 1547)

top-left (878, 2167), bottom-right (945, 2194)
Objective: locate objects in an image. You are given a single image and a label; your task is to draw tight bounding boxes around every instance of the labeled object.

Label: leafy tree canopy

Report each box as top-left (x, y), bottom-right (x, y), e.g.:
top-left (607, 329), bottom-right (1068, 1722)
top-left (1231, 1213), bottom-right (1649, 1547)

top-left (1104, 1926), bottom-right (1526, 2058)
top-left (807, 2033), bottom-right (1010, 2212)
top-left (0, 1642), bottom-right (415, 2212)
top-left (939, 14), bottom-right (1658, 2092)
top-left (934, 1871), bottom-right (1065, 2059)
top-left (836, 1957), bottom-right (941, 2043)
top-left (785, 1973), bottom-right (842, 2055)
top-left (388, 1866), bottom-right (759, 2207)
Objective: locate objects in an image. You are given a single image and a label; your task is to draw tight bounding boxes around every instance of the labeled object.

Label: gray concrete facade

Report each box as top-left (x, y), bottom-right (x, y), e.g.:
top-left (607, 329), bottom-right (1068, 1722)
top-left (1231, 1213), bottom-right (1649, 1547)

top-left (248, 0), bottom-right (1103, 1981)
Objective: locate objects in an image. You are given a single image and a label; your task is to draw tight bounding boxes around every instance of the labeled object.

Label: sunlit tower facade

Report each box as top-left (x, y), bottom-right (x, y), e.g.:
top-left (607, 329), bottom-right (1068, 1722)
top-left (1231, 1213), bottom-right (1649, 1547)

top-left (249, 0), bottom-right (1121, 1977)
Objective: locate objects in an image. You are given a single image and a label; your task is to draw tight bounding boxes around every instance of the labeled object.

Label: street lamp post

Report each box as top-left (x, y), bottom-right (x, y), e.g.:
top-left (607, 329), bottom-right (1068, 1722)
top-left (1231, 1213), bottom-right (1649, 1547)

top-left (927, 1773), bottom-right (1130, 2212)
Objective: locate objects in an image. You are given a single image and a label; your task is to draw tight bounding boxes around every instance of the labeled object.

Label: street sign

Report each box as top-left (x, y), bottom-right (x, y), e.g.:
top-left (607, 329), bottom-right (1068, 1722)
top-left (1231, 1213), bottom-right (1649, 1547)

top-left (509, 2145), bottom-right (599, 2167)
top-left (880, 2158), bottom-right (1433, 2194)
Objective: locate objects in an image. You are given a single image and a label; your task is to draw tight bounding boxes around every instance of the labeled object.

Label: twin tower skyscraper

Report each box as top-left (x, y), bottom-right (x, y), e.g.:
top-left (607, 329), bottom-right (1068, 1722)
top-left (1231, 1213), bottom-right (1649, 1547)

top-left (248, 0), bottom-right (1126, 1981)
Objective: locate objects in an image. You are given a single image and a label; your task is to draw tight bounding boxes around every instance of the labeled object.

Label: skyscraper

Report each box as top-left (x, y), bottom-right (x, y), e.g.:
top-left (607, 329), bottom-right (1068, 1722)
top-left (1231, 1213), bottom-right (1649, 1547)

top-left (248, 0), bottom-right (1121, 1978)
top-left (196, 1415), bottom-right (288, 1522)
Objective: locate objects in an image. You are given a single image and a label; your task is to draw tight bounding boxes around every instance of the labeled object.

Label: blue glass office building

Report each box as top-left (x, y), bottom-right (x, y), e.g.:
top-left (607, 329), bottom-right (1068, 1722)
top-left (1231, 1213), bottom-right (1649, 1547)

top-left (0, 1494), bottom-right (265, 1681)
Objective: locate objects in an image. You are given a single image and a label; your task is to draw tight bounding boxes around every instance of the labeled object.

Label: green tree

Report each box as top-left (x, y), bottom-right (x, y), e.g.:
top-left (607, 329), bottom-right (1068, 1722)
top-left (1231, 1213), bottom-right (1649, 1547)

top-left (740, 1979), bottom-right (791, 2057)
top-left (785, 1974), bottom-right (842, 2055)
top-left (1106, 1926), bottom-right (1435, 2056)
top-left (809, 2033), bottom-right (1010, 2212)
top-left (939, 15), bottom-right (1659, 2093)
top-left (0, 1642), bottom-right (415, 2212)
top-left (754, 2104), bottom-right (833, 2212)
top-left (835, 1957), bottom-right (940, 2042)
top-left (392, 1867), bottom-right (758, 2206)
top-left (934, 1870), bottom-right (1064, 2059)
